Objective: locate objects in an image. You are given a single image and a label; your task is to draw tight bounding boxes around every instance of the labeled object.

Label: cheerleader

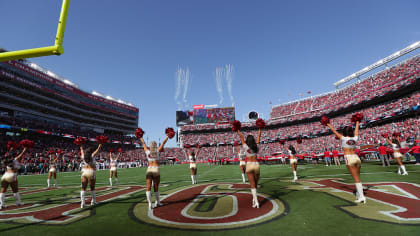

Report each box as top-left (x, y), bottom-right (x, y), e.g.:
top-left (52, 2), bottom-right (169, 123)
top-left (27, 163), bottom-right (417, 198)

top-left (109, 149), bottom-right (121, 186)
top-left (384, 135), bottom-right (408, 175)
top-left (79, 143), bottom-right (102, 208)
top-left (185, 145), bottom-right (200, 184)
top-left (280, 153), bottom-right (286, 165)
top-left (0, 147), bottom-right (27, 209)
top-left (324, 117), bottom-right (366, 204)
top-left (234, 142), bottom-right (246, 183)
top-left (47, 151), bottom-right (59, 188)
top-left (236, 127), bottom-right (262, 208)
top-left (283, 143), bottom-right (299, 182)
top-left (139, 131), bottom-right (169, 210)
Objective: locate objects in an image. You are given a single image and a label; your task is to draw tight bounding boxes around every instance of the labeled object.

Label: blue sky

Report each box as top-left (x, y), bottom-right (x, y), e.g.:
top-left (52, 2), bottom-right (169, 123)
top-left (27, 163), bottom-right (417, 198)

top-left (1, 0), bottom-right (419, 146)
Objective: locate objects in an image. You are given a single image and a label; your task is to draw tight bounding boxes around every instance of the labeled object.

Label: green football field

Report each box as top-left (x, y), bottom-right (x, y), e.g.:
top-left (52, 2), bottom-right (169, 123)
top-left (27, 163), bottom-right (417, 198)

top-left (1, 162), bottom-right (419, 236)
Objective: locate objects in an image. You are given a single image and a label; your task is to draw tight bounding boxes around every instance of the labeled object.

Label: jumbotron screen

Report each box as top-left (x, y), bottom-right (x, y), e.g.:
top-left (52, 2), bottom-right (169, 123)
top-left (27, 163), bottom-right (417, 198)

top-left (176, 106), bottom-right (235, 126)
top-left (194, 107), bottom-right (235, 124)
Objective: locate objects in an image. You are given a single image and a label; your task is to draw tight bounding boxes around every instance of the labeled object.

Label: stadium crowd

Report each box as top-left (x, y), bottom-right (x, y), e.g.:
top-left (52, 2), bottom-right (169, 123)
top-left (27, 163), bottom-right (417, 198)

top-left (270, 56), bottom-right (419, 121)
top-left (1, 55), bottom-right (419, 175)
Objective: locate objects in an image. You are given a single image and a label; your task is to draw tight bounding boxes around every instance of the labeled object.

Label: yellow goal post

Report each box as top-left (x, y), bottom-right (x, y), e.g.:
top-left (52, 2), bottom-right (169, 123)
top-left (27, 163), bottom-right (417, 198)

top-left (0, 0), bottom-right (70, 62)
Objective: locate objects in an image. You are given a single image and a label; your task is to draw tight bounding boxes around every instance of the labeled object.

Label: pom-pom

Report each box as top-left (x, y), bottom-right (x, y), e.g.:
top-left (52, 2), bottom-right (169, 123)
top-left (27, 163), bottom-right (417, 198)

top-left (96, 135), bottom-right (109, 144)
top-left (196, 143), bottom-right (201, 149)
top-left (56, 149), bottom-right (63, 154)
top-left (279, 139), bottom-right (286, 145)
top-left (118, 148), bottom-right (123, 153)
top-left (381, 133), bottom-right (389, 138)
top-left (109, 148), bottom-right (114, 153)
top-left (256, 118), bottom-right (266, 129)
top-left (48, 150), bottom-right (55, 155)
top-left (320, 115), bottom-right (330, 126)
top-left (351, 112), bottom-right (364, 123)
top-left (7, 141), bottom-right (19, 150)
top-left (165, 127), bottom-right (175, 139)
top-left (20, 139), bottom-right (34, 149)
top-left (392, 131), bottom-right (401, 137)
top-left (184, 144), bottom-right (191, 149)
top-left (233, 141), bottom-right (239, 147)
top-left (135, 128), bottom-right (144, 139)
top-left (335, 136), bottom-right (340, 140)
top-left (296, 137), bottom-right (303, 144)
top-left (232, 120), bottom-right (241, 131)
top-left (74, 137), bottom-right (87, 146)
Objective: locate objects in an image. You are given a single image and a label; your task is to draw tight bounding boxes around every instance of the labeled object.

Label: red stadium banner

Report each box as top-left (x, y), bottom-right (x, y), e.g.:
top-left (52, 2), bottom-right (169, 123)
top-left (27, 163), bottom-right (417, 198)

top-left (193, 104), bottom-right (204, 109)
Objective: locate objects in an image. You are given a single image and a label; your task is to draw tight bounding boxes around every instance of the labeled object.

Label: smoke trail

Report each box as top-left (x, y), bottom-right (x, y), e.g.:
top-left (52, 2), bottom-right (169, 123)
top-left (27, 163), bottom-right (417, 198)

top-left (182, 67), bottom-right (191, 108)
top-left (174, 67), bottom-right (183, 109)
top-left (215, 67), bottom-right (224, 105)
top-left (225, 64), bottom-right (234, 106)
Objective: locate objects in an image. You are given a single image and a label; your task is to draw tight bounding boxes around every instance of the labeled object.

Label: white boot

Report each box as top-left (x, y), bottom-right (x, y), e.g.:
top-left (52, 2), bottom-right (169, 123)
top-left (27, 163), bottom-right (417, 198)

top-left (194, 175), bottom-right (198, 184)
top-left (397, 166), bottom-right (401, 175)
top-left (251, 188), bottom-right (259, 208)
top-left (154, 192), bottom-right (162, 207)
top-left (146, 191), bottom-right (152, 209)
top-left (354, 183), bottom-right (366, 204)
top-left (0, 193), bottom-right (6, 209)
top-left (47, 179), bottom-right (50, 188)
top-left (80, 191), bottom-right (86, 208)
top-left (14, 193), bottom-right (22, 206)
top-left (401, 165), bottom-right (408, 175)
top-left (54, 179), bottom-right (57, 187)
top-left (293, 171), bottom-right (298, 182)
top-left (90, 191), bottom-right (96, 205)
top-left (115, 178), bottom-right (119, 185)
top-left (241, 173), bottom-right (246, 183)
top-left (109, 178), bottom-right (113, 186)
top-left (191, 175), bottom-right (194, 184)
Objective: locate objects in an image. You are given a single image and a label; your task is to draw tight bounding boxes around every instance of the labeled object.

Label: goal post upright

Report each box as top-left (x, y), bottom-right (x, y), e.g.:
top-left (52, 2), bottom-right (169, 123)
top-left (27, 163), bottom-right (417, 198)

top-left (0, 0), bottom-right (70, 62)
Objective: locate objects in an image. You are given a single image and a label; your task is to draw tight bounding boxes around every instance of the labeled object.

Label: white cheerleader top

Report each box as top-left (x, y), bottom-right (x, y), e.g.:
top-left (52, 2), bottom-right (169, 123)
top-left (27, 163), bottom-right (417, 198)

top-left (188, 155), bottom-right (196, 163)
top-left (288, 149), bottom-right (296, 158)
top-left (242, 144), bottom-right (257, 157)
top-left (145, 150), bottom-right (159, 162)
top-left (81, 154), bottom-right (96, 167)
top-left (341, 136), bottom-right (358, 149)
top-left (110, 158), bottom-right (118, 166)
top-left (392, 143), bottom-right (400, 151)
top-left (6, 159), bottom-right (20, 170)
top-left (238, 151), bottom-right (245, 160)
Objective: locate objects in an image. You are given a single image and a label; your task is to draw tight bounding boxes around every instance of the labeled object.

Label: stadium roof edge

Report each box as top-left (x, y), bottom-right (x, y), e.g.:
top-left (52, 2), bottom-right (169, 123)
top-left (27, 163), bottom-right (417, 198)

top-left (334, 41), bottom-right (420, 88)
top-left (11, 58), bottom-right (137, 109)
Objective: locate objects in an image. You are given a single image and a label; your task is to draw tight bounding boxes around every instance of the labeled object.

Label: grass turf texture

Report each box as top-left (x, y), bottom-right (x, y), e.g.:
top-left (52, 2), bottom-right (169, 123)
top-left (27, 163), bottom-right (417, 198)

top-left (1, 162), bottom-right (419, 236)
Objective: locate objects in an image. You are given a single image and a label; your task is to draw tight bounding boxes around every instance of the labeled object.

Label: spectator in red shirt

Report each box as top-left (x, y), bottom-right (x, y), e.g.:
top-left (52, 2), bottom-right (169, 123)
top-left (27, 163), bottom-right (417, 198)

top-left (324, 149), bottom-right (332, 166)
top-left (408, 140), bottom-right (420, 165)
top-left (332, 149), bottom-right (340, 166)
top-left (378, 143), bottom-right (390, 167)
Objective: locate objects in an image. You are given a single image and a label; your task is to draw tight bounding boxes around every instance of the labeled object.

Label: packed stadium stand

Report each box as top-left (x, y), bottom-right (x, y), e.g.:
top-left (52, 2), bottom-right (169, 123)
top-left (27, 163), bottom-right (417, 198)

top-left (1, 53), bottom-right (419, 174)
top-left (178, 54), bottom-right (420, 160)
top-left (0, 59), bottom-right (139, 134)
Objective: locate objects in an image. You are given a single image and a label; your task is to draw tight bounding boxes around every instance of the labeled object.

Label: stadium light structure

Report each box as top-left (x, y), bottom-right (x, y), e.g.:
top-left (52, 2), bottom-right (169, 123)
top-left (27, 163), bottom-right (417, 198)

top-left (334, 41), bottom-right (420, 88)
top-left (0, 0), bottom-right (70, 62)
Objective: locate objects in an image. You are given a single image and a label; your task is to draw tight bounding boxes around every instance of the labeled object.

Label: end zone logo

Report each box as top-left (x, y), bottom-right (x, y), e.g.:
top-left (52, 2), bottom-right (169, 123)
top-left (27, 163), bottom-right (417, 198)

top-left (288, 178), bottom-right (420, 225)
top-left (0, 186), bottom-right (144, 225)
top-left (131, 183), bottom-right (287, 230)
